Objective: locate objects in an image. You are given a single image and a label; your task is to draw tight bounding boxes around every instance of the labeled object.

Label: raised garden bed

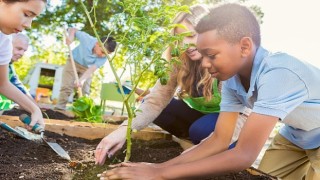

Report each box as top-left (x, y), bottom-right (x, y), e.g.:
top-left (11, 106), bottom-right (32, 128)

top-left (1, 110), bottom-right (277, 180)
top-left (0, 129), bottom-right (180, 180)
top-left (3, 108), bottom-right (72, 120)
top-left (3, 107), bottom-right (128, 124)
top-left (0, 129), bottom-right (276, 180)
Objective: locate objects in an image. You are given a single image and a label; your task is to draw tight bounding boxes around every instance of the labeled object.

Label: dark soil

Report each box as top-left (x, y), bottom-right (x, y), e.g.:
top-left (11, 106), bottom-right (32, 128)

top-left (3, 108), bottom-right (72, 120)
top-left (0, 129), bottom-right (275, 180)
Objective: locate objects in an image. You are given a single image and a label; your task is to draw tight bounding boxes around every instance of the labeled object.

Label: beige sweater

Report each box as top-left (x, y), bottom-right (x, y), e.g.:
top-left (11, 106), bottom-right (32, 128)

top-left (121, 75), bottom-right (178, 130)
top-left (121, 78), bottom-right (250, 144)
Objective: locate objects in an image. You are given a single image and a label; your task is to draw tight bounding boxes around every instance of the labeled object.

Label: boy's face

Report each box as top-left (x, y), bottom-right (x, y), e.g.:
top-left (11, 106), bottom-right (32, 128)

top-left (197, 30), bottom-right (247, 81)
top-left (0, 0), bottom-right (46, 34)
top-left (93, 43), bottom-right (108, 58)
top-left (12, 38), bottom-right (28, 62)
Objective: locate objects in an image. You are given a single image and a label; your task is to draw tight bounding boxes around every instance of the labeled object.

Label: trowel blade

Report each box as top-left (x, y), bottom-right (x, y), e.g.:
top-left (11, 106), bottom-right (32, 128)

top-left (15, 127), bottom-right (42, 141)
top-left (45, 140), bottom-right (71, 161)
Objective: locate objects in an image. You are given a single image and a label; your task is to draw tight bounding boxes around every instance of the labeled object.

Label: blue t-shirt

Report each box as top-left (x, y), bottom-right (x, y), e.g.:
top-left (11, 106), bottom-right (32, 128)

top-left (220, 47), bottom-right (320, 149)
top-left (72, 31), bottom-right (107, 68)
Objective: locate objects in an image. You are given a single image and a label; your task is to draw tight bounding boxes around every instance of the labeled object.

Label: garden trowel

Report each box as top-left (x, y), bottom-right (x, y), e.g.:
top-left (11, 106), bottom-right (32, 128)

top-left (19, 114), bottom-right (71, 161)
top-left (41, 135), bottom-right (71, 161)
top-left (0, 121), bottom-right (40, 140)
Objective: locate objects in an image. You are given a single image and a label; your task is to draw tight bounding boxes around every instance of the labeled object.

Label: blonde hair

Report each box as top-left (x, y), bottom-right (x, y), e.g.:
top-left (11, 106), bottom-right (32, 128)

top-left (170, 4), bottom-right (213, 101)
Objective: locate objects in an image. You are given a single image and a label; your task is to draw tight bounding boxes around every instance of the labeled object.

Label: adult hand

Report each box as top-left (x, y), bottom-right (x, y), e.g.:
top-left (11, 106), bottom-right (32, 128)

top-left (95, 126), bottom-right (127, 165)
top-left (98, 162), bottom-right (164, 180)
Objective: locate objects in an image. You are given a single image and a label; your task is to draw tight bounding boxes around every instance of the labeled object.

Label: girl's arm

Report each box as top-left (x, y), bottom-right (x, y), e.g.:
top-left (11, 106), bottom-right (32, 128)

top-left (120, 72), bottom-right (178, 130)
top-left (0, 65), bottom-right (44, 127)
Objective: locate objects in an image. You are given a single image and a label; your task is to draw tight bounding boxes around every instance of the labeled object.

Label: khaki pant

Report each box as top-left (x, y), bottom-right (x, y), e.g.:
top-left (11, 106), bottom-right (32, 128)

top-left (56, 59), bottom-right (92, 110)
top-left (258, 133), bottom-right (320, 180)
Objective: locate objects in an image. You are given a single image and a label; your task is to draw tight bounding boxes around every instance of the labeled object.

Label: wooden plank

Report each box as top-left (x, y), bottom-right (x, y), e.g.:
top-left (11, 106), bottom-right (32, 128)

top-left (0, 115), bottom-right (171, 141)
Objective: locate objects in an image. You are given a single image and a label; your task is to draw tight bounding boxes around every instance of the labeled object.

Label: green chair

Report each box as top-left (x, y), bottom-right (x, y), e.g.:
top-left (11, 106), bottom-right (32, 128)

top-left (100, 83), bottom-right (135, 115)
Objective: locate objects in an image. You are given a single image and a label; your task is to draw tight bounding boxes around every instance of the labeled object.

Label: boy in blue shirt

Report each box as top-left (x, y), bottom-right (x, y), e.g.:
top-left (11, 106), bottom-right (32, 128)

top-left (101, 3), bottom-right (320, 180)
top-left (55, 28), bottom-right (116, 110)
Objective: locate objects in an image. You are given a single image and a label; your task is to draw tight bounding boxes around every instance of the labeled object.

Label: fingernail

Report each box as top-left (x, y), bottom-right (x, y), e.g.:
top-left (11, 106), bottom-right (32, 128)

top-left (97, 174), bottom-right (101, 177)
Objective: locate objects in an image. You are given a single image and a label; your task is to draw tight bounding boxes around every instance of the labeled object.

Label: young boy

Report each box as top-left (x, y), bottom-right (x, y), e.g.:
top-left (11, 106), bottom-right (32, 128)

top-left (55, 28), bottom-right (117, 111)
top-left (0, 33), bottom-right (36, 111)
top-left (100, 3), bottom-right (320, 180)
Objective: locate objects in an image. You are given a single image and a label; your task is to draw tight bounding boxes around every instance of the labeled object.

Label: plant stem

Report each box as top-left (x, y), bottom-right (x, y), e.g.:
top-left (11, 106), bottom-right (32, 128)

top-left (80, 0), bottom-right (134, 161)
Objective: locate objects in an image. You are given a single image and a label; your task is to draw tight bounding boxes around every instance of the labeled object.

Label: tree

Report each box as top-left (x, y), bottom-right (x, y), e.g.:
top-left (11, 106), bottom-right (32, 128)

top-left (79, 0), bottom-right (191, 161)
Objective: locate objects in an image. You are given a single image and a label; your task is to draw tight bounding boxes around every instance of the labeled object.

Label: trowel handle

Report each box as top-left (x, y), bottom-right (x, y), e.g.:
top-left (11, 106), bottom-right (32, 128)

top-left (0, 121), bottom-right (16, 133)
top-left (19, 114), bottom-right (44, 134)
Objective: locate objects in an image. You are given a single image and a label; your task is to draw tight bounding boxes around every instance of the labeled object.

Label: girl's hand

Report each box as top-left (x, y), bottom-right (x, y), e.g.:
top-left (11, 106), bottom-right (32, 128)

top-left (28, 108), bottom-right (45, 130)
top-left (95, 126), bottom-right (127, 165)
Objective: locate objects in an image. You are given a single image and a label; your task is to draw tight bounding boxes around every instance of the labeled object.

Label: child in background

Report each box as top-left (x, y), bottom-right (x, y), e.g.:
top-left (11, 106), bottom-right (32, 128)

top-left (0, 0), bottom-right (46, 128)
top-left (55, 28), bottom-right (117, 111)
top-left (100, 3), bottom-right (320, 180)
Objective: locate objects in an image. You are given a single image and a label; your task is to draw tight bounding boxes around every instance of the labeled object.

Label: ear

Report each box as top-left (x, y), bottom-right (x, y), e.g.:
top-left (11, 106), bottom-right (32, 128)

top-left (239, 37), bottom-right (253, 58)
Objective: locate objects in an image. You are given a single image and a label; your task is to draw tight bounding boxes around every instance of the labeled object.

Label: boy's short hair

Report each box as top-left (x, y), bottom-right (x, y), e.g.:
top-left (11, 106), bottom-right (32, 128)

top-left (195, 3), bottom-right (261, 46)
top-left (101, 36), bottom-right (116, 53)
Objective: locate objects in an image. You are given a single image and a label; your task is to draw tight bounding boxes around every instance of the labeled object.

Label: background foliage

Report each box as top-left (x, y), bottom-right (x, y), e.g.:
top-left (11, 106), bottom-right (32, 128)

top-left (14, 0), bottom-right (263, 99)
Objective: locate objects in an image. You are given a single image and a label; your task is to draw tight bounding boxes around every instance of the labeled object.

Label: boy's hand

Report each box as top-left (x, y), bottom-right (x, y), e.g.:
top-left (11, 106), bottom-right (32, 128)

top-left (65, 27), bottom-right (77, 46)
top-left (65, 37), bottom-right (73, 46)
top-left (74, 79), bottom-right (85, 88)
top-left (98, 162), bottom-right (164, 180)
top-left (74, 80), bottom-right (82, 88)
